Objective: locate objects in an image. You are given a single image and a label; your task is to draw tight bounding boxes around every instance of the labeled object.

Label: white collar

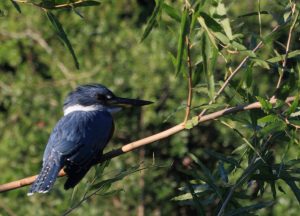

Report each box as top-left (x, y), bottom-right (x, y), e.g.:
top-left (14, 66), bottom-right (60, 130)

top-left (63, 104), bottom-right (122, 116)
top-left (63, 104), bottom-right (99, 116)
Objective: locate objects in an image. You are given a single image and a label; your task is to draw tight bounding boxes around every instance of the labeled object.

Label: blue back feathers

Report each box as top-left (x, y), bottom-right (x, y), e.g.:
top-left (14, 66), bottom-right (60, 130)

top-left (28, 106), bottom-right (114, 195)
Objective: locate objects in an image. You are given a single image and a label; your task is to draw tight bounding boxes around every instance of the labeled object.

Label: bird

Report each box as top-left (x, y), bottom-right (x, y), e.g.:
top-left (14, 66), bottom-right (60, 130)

top-left (28, 84), bottom-right (152, 195)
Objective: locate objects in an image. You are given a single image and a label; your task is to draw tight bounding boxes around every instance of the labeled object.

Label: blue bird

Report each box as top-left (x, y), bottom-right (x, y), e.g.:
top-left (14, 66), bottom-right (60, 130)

top-left (28, 84), bottom-right (152, 195)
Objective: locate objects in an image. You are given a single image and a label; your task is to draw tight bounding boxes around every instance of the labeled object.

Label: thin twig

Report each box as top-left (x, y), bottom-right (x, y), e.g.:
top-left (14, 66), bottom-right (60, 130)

top-left (198, 25), bottom-right (279, 119)
top-left (0, 96), bottom-right (297, 193)
top-left (198, 40), bottom-right (263, 118)
top-left (12, 0), bottom-right (95, 10)
top-left (275, 3), bottom-right (298, 90)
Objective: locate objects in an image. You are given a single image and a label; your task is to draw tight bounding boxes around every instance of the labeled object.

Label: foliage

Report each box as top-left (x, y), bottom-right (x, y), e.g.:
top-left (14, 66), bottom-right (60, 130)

top-left (0, 0), bottom-right (299, 215)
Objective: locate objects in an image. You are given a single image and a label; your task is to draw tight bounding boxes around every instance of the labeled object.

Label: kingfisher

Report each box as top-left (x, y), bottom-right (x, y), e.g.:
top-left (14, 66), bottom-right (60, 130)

top-left (28, 84), bottom-right (152, 195)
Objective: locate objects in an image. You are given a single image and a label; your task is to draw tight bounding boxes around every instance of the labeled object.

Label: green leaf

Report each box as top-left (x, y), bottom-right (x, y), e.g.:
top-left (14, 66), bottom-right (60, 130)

top-left (218, 162), bottom-right (229, 183)
top-left (230, 41), bottom-right (247, 51)
top-left (189, 154), bottom-right (223, 199)
top-left (201, 34), bottom-right (216, 99)
top-left (214, 32), bottom-right (230, 45)
top-left (251, 58), bottom-right (270, 69)
top-left (69, 0), bottom-right (101, 8)
top-left (216, 2), bottom-right (233, 40)
top-left (72, 8), bottom-right (84, 19)
top-left (46, 11), bottom-right (79, 69)
top-left (162, 3), bottom-right (180, 22)
top-left (192, 63), bottom-right (203, 85)
top-left (204, 149), bottom-right (239, 167)
top-left (285, 180), bottom-right (300, 204)
top-left (140, 0), bottom-right (163, 42)
top-left (175, 8), bottom-right (189, 75)
top-left (91, 165), bottom-right (142, 190)
top-left (94, 159), bottom-right (110, 178)
top-left (256, 96), bottom-right (272, 113)
top-left (186, 182), bottom-right (206, 215)
top-left (225, 201), bottom-right (274, 216)
top-left (286, 95), bottom-right (299, 116)
top-left (285, 159), bottom-right (300, 167)
top-left (260, 120), bottom-right (287, 135)
top-left (185, 116), bottom-right (199, 129)
top-left (258, 114), bottom-right (280, 125)
top-left (236, 158), bottom-right (264, 186)
top-left (168, 51), bottom-right (177, 68)
top-left (270, 181), bottom-right (277, 200)
top-left (101, 188), bottom-right (123, 196)
top-left (238, 11), bottom-right (269, 18)
top-left (10, 0), bottom-right (22, 13)
top-left (197, 15), bottom-right (218, 49)
top-left (199, 12), bottom-right (223, 32)
top-left (288, 119), bottom-right (300, 125)
top-left (267, 50), bottom-right (300, 63)
top-left (244, 64), bottom-right (253, 88)
top-left (38, 0), bottom-right (101, 10)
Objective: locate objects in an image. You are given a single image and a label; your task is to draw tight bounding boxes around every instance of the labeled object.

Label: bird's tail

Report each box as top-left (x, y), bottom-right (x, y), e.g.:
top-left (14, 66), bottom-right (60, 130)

top-left (27, 153), bottom-right (63, 196)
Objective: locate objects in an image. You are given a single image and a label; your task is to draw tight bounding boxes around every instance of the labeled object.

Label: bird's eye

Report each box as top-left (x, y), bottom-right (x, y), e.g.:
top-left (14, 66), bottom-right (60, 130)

top-left (96, 94), bottom-right (107, 101)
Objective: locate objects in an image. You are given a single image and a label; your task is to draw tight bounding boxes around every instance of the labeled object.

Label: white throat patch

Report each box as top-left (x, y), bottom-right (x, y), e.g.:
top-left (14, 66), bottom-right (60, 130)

top-left (64, 104), bottom-right (99, 116)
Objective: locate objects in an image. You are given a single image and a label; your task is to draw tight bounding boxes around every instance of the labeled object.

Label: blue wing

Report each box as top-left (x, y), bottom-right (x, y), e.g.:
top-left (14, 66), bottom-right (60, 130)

top-left (28, 110), bottom-right (114, 194)
top-left (45, 110), bottom-right (113, 165)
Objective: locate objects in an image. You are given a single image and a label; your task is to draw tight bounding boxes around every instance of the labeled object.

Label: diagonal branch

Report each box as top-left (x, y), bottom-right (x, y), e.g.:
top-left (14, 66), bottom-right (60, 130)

top-left (198, 24), bottom-right (280, 119)
top-left (0, 96), bottom-right (297, 193)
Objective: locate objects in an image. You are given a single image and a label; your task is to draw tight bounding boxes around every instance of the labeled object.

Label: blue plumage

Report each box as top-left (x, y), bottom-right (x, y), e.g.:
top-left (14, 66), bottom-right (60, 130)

top-left (28, 84), bottom-right (152, 195)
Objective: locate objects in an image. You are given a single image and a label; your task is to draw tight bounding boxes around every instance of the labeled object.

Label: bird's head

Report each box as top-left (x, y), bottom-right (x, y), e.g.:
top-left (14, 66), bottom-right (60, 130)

top-left (63, 84), bottom-right (153, 114)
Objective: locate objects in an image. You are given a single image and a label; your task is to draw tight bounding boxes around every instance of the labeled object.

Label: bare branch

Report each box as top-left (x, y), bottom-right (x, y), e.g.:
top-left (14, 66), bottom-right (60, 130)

top-left (275, 3), bottom-right (298, 90)
top-left (0, 96), bottom-right (297, 193)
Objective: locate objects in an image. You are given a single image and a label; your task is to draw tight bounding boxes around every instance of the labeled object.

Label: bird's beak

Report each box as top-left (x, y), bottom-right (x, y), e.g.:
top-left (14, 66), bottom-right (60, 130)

top-left (112, 97), bottom-right (153, 107)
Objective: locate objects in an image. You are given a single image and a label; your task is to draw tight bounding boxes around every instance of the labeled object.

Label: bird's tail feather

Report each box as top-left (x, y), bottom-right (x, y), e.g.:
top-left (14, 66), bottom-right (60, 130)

top-left (27, 153), bottom-right (62, 196)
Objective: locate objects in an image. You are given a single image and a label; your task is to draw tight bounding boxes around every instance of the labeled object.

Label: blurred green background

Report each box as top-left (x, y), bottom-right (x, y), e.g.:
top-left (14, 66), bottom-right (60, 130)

top-left (0, 0), bottom-right (300, 215)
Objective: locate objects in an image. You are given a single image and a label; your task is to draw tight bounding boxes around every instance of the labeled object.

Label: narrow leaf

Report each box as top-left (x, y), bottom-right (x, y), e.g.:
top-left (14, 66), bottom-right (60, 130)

top-left (46, 11), bottom-right (79, 69)
top-left (10, 0), bottom-right (22, 13)
top-left (216, 2), bottom-right (233, 40)
top-left (185, 116), bottom-right (199, 129)
top-left (267, 50), bottom-right (300, 63)
top-left (225, 201), bottom-right (274, 216)
top-left (238, 11), bottom-right (269, 18)
top-left (260, 120), bottom-right (286, 135)
top-left (162, 3), bottom-right (180, 22)
top-left (204, 149), bottom-right (239, 167)
top-left (175, 8), bottom-right (189, 75)
top-left (286, 94), bottom-right (299, 115)
top-left (258, 114), bottom-right (280, 124)
top-left (197, 16), bottom-right (218, 49)
top-left (285, 180), bottom-right (300, 204)
top-left (251, 58), bottom-right (270, 69)
top-left (256, 96), bottom-right (272, 113)
top-left (39, 0), bottom-right (100, 10)
top-left (187, 182), bottom-right (206, 215)
top-left (140, 0), bottom-right (163, 42)
top-left (189, 154), bottom-right (223, 199)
